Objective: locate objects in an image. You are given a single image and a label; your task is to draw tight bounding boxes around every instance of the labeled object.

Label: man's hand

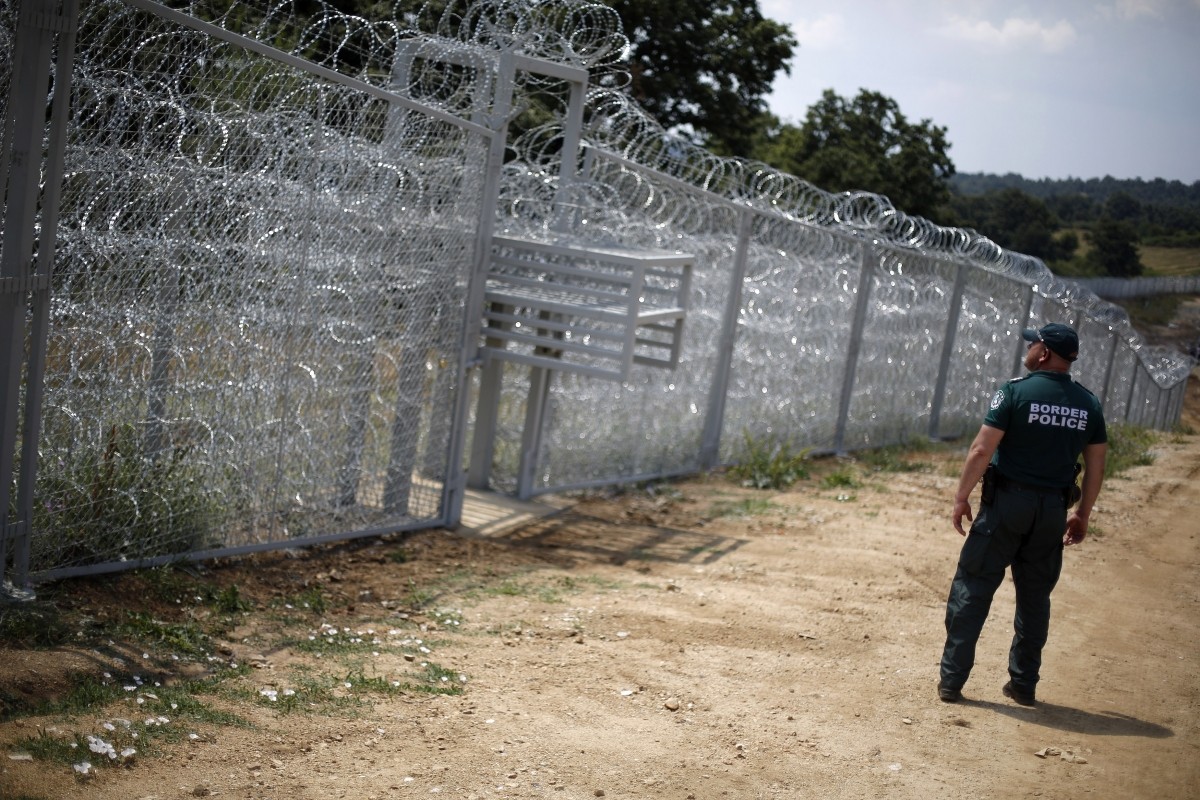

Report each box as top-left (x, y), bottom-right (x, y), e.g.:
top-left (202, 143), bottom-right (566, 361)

top-left (953, 498), bottom-right (973, 537)
top-left (1065, 443), bottom-right (1105, 547)
top-left (951, 426), bottom-right (1002, 537)
top-left (1064, 510), bottom-right (1088, 546)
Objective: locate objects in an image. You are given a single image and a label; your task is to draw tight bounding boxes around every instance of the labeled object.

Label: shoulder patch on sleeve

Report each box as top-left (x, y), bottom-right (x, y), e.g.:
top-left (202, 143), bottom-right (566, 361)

top-left (989, 387), bottom-right (1006, 411)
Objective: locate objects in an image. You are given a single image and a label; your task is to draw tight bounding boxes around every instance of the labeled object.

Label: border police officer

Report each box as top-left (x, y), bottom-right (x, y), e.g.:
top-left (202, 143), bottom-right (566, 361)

top-left (938, 323), bottom-right (1108, 705)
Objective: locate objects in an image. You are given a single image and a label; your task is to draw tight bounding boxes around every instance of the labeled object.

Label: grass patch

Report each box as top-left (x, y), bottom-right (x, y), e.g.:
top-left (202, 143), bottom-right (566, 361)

top-left (212, 584), bottom-right (253, 614)
top-left (709, 497), bottom-right (776, 518)
top-left (1105, 423), bottom-right (1158, 477)
top-left (1140, 245), bottom-right (1200, 275)
top-left (292, 627), bottom-right (386, 656)
top-left (11, 688), bottom-right (245, 771)
top-left (820, 467), bottom-right (861, 489)
top-left (0, 602), bottom-right (74, 648)
top-left (139, 563), bottom-right (202, 603)
top-left (405, 578), bottom-right (437, 609)
top-left (273, 585), bottom-right (329, 614)
top-left (728, 431), bottom-right (811, 490)
top-left (258, 663), bottom-right (465, 715)
top-left (33, 423), bottom-right (220, 570)
top-left (1113, 294), bottom-right (1186, 328)
top-left (3, 666), bottom-right (252, 732)
top-left (118, 610), bottom-right (212, 658)
top-left (857, 443), bottom-right (932, 473)
top-left (483, 579), bottom-right (526, 598)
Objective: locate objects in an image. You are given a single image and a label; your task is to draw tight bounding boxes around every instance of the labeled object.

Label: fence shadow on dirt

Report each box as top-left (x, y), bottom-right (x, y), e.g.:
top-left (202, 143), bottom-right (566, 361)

top-left (481, 510), bottom-right (748, 568)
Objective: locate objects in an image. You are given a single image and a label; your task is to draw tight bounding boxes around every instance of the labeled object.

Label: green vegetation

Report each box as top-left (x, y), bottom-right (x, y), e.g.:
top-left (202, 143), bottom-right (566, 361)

top-left (821, 467), bottom-right (861, 490)
top-left (603, 0), bottom-right (796, 156)
top-left (1140, 245), bottom-right (1200, 275)
top-left (0, 602), bottom-right (74, 648)
top-left (710, 497), bottom-right (776, 518)
top-left (753, 89), bottom-right (954, 218)
top-left (728, 431), bottom-right (812, 490)
top-left (274, 585), bottom-right (329, 614)
top-left (118, 610), bottom-right (212, 658)
top-left (1113, 294), bottom-right (1186, 328)
top-left (33, 423), bottom-right (219, 570)
top-left (1105, 424), bottom-right (1159, 478)
top-left (947, 173), bottom-right (1200, 277)
top-left (857, 441), bottom-right (935, 473)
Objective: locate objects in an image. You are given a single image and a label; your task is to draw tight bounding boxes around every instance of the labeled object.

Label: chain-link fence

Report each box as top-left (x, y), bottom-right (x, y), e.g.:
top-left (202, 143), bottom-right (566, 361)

top-left (2, 0), bottom-right (1193, 586)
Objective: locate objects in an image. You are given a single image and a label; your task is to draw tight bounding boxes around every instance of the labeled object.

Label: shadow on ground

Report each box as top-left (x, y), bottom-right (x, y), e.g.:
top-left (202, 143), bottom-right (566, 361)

top-left (483, 510), bottom-right (747, 567)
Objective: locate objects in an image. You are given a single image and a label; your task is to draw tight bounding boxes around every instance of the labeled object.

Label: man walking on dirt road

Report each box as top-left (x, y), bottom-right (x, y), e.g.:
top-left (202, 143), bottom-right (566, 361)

top-left (938, 323), bottom-right (1108, 706)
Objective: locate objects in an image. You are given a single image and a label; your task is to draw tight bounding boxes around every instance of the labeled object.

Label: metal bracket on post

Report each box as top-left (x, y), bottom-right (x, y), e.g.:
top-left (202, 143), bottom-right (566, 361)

top-left (928, 262), bottom-right (966, 440)
top-left (833, 240), bottom-right (876, 454)
top-left (464, 54), bottom-right (590, 499)
top-left (699, 207), bottom-right (753, 469)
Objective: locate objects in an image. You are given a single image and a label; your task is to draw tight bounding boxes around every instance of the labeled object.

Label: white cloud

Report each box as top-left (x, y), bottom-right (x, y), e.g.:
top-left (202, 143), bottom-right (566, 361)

top-left (937, 15), bottom-right (1077, 53)
top-left (783, 13), bottom-right (846, 51)
top-left (1112, 0), bottom-right (1167, 19)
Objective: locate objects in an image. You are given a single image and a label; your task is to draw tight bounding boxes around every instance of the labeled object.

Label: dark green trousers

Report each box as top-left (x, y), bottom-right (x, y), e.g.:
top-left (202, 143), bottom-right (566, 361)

top-left (940, 483), bottom-right (1066, 693)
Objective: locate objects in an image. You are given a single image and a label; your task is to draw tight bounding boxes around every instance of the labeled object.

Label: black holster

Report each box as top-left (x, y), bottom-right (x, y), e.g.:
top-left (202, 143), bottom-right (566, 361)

top-left (1065, 462), bottom-right (1083, 507)
top-left (980, 464), bottom-right (997, 506)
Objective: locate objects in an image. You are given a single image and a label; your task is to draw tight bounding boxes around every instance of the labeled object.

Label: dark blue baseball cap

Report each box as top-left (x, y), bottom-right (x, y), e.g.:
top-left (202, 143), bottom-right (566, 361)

top-left (1022, 323), bottom-right (1079, 362)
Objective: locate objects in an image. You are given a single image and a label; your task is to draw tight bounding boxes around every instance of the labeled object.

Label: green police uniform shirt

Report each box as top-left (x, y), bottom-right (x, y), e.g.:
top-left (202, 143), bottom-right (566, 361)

top-left (983, 371), bottom-right (1107, 488)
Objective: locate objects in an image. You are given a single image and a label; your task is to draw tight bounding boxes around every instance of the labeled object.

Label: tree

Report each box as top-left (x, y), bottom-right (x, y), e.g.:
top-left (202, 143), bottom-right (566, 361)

top-left (753, 89), bottom-right (955, 219)
top-left (946, 188), bottom-right (1077, 263)
top-left (1104, 191), bottom-right (1142, 222)
top-left (1086, 218), bottom-right (1143, 277)
top-left (603, 0), bottom-right (796, 157)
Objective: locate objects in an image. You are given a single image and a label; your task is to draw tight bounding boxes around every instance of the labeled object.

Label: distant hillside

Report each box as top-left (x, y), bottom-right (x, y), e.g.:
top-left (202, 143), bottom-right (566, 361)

top-left (950, 172), bottom-right (1200, 209)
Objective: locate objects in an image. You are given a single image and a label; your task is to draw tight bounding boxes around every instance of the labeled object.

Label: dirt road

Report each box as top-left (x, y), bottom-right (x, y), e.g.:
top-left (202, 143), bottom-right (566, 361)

top-left (2, 376), bottom-right (1198, 800)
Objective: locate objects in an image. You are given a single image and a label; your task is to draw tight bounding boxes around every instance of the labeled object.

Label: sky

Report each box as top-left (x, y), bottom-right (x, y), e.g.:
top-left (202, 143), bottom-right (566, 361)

top-left (760, 0), bottom-right (1200, 183)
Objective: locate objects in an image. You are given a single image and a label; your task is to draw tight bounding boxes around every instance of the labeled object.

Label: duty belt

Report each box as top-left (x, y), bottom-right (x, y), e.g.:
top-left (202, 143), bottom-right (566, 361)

top-left (995, 473), bottom-right (1065, 496)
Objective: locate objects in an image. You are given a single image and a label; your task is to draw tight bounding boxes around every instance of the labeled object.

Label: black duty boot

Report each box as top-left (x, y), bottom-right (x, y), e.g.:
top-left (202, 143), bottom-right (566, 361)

top-left (1002, 680), bottom-right (1036, 706)
top-left (937, 682), bottom-right (962, 703)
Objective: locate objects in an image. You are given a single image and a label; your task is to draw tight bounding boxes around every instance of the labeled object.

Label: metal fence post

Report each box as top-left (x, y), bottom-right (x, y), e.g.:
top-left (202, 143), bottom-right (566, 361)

top-left (1155, 381), bottom-right (1170, 431)
top-left (510, 68), bottom-right (589, 498)
top-left (1170, 380), bottom-right (1186, 428)
top-left (1124, 363), bottom-right (1140, 425)
top-left (833, 239), bottom-right (876, 454)
top-left (516, 366), bottom-right (553, 500)
top-left (441, 52), bottom-right (512, 523)
top-left (1012, 285), bottom-right (1035, 377)
top-left (1, 0), bottom-right (80, 592)
top-left (928, 262), bottom-right (966, 440)
top-left (1100, 329), bottom-right (1119, 409)
top-left (699, 207), bottom-right (754, 468)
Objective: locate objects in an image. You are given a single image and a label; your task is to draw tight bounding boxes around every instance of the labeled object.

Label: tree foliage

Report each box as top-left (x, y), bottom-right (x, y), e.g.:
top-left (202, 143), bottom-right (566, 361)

top-left (753, 89), bottom-right (955, 219)
top-left (945, 188), bottom-right (1077, 263)
top-left (603, 0), bottom-right (796, 157)
top-left (1087, 218), bottom-right (1144, 277)
top-left (951, 172), bottom-right (1200, 247)
top-left (950, 172), bottom-right (1200, 209)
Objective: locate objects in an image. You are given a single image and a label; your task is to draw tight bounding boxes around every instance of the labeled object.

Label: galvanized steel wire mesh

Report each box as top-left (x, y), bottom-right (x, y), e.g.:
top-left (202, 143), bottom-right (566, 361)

top-left (20, 0), bottom-right (492, 573)
top-left (490, 90), bottom-right (1191, 492)
top-left (1, 0), bottom-right (1192, 576)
